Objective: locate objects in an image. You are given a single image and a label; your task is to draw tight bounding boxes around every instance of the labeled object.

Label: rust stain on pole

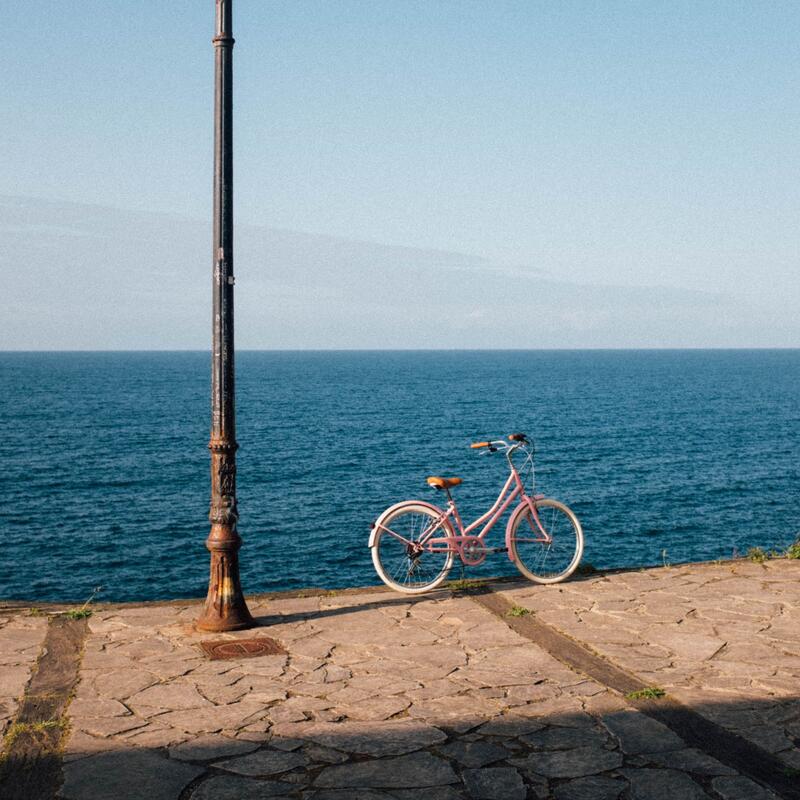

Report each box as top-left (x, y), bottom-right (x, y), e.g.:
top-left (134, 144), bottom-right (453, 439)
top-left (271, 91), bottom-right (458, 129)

top-left (197, 0), bottom-right (255, 632)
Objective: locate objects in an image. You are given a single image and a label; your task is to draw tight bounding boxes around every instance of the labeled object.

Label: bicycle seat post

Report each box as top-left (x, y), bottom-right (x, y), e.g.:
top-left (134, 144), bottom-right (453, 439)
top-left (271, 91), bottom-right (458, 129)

top-left (441, 487), bottom-right (455, 515)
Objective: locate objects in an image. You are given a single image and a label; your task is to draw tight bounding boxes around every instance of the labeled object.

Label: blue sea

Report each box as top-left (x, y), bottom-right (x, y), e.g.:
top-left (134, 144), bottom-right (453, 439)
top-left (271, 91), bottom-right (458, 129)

top-left (0, 350), bottom-right (798, 603)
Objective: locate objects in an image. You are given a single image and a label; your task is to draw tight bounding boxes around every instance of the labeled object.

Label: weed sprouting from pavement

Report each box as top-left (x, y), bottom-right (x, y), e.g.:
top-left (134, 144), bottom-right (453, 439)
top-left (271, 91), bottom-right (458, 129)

top-left (448, 578), bottom-right (490, 593)
top-left (64, 608), bottom-right (93, 620)
top-left (63, 585), bottom-right (103, 620)
top-left (625, 686), bottom-right (666, 701)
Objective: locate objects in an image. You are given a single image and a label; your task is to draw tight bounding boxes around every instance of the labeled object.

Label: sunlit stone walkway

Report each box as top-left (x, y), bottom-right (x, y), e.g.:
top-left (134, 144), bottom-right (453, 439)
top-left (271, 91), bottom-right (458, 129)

top-left (1, 559), bottom-right (798, 799)
top-left (502, 558), bottom-right (800, 774)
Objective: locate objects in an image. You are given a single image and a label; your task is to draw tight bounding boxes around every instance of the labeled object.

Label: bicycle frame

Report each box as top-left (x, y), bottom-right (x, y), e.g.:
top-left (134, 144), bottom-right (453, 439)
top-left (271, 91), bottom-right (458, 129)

top-left (373, 443), bottom-right (551, 565)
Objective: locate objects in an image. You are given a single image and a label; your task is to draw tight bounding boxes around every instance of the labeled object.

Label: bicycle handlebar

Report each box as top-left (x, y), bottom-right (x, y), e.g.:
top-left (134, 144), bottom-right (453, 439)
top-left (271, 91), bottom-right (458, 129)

top-left (470, 433), bottom-right (529, 451)
top-left (470, 438), bottom-right (521, 453)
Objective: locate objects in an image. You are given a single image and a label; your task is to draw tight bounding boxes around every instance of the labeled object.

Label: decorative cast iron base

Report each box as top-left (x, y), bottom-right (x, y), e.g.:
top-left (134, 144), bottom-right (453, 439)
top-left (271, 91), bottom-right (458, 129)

top-left (196, 548), bottom-right (255, 632)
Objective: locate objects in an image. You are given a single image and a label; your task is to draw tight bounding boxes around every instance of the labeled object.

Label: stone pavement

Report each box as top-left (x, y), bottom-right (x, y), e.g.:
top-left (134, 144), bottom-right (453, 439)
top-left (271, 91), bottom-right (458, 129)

top-left (0, 559), bottom-right (798, 799)
top-left (502, 558), bottom-right (800, 775)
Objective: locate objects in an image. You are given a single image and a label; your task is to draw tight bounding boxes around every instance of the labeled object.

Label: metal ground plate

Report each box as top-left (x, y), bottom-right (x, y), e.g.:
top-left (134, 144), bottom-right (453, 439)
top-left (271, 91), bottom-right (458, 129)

top-left (199, 637), bottom-right (286, 660)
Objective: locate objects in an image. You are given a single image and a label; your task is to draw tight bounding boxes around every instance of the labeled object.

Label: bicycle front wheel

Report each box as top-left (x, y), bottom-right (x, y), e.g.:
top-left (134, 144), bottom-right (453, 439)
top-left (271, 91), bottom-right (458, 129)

top-left (371, 503), bottom-right (455, 594)
top-left (509, 498), bottom-right (584, 584)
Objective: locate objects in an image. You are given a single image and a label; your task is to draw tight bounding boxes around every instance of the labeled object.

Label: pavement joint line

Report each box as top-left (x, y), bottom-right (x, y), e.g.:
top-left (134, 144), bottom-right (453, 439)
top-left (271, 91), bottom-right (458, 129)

top-left (0, 614), bottom-right (88, 800)
top-left (472, 588), bottom-right (800, 800)
top-left (177, 771), bottom-right (210, 800)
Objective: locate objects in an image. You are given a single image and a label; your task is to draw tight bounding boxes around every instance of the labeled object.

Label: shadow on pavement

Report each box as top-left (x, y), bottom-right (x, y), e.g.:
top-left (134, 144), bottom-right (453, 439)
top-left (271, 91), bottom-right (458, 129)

top-left (5, 697), bottom-right (795, 800)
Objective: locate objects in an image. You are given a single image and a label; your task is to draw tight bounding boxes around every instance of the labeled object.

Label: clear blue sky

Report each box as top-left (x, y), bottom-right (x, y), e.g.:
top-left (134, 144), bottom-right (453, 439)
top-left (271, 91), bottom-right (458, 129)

top-left (2, 1), bottom-right (799, 348)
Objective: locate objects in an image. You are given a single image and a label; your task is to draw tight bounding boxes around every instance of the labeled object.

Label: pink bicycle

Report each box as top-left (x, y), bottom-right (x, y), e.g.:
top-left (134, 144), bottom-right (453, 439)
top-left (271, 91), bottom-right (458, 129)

top-left (369, 433), bottom-right (584, 594)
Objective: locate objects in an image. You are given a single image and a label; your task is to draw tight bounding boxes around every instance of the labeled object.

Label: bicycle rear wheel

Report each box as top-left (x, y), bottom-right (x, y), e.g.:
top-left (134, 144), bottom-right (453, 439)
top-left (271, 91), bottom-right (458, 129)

top-left (371, 503), bottom-right (455, 594)
top-left (509, 498), bottom-right (583, 584)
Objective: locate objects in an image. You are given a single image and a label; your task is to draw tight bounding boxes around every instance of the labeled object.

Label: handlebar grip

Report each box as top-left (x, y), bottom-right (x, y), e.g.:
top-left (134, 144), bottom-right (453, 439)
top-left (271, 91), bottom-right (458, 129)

top-left (470, 441), bottom-right (489, 449)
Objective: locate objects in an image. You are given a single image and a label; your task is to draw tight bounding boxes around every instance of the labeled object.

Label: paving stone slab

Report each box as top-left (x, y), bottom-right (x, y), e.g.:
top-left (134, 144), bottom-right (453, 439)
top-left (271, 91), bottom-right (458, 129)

top-left (520, 724), bottom-right (608, 751)
top-left (0, 665), bottom-right (35, 697)
top-left (390, 789), bottom-right (465, 800)
top-left (436, 739), bottom-right (509, 767)
top-left (369, 644), bottom-right (467, 675)
top-left (622, 768), bottom-right (711, 800)
top-left (640, 747), bottom-right (737, 775)
top-left (514, 697), bottom-right (594, 723)
top-left (155, 700), bottom-right (266, 733)
top-left (127, 682), bottom-right (212, 710)
top-left (476, 714), bottom-right (546, 737)
top-left (122, 724), bottom-right (189, 748)
top-left (337, 695), bottom-right (410, 721)
top-left (511, 745), bottom-right (623, 778)
top-left (299, 719), bottom-right (447, 757)
top-left (190, 775), bottom-right (294, 799)
top-left (711, 776), bottom-right (782, 800)
top-left (601, 710), bottom-right (686, 754)
top-left (733, 723), bottom-right (794, 754)
top-left (214, 748), bottom-right (309, 776)
top-left (92, 668), bottom-right (158, 699)
top-left (304, 743), bottom-right (349, 764)
top-left (461, 767), bottom-right (525, 800)
top-left (76, 715), bottom-right (149, 738)
top-left (168, 734), bottom-right (260, 761)
top-left (59, 749), bottom-right (203, 800)
top-left (407, 694), bottom-right (501, 732)
top-left (68, 698), bottom-right (132, 718)
top-left (62, 730), bottom-right (126, 762)
top-left (552, 775), bottom-right (626, 800)
top-left (314, 752), bottom-right (458, 789)
top-left (307, 791), bottom-right (394, 800)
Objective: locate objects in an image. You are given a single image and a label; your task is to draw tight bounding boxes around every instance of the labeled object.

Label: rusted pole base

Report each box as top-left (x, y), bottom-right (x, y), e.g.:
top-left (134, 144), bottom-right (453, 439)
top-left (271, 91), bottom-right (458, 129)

top-left (196, 533), bottom-right (255, 632)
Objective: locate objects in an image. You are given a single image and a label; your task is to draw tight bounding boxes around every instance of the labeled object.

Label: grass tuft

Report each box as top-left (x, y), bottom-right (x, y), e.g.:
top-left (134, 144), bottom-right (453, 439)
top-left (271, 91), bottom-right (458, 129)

top-left (625, 686), bottom-right (666, 701)
top-left (506, 605), bottom-right (530, 618)
top-left (27, 607), bottom-right (46, 617)
top-left (62, 585), bottom-right (103, 620)
top-left (786, 541), bottom-right (800, 560)
top-left (64, 608), bottom-right (92, 620)
top-left (575, 562), bottom-right (597, 576)
top-left (2, 719), bottom-right (63, 749)
top-left (448, 578), bottom-right (490, 593)
top-left (747, 547), bottom-right (768, 564)
top-left (30, 720), bottom-right (62, 732)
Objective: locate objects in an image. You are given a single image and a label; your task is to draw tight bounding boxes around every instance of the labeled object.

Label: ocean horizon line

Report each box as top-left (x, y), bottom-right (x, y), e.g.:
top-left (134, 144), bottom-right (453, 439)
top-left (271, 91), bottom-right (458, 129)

top-left (2, 347), bottom-right (798, 355)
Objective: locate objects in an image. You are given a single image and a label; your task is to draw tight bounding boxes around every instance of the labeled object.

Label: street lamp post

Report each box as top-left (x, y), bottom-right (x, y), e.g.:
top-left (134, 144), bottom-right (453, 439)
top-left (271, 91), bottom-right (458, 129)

top-left (197, 0), bottom-right (255, 632)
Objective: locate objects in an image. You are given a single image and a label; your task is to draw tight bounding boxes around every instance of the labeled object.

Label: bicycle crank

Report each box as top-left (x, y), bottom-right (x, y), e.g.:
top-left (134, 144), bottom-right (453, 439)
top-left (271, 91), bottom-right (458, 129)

top-left (460, 536), bottom-right (487, 566)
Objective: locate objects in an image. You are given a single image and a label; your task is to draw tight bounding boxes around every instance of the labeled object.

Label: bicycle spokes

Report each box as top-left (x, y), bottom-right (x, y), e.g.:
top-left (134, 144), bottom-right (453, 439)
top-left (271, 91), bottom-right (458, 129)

top-left (509, 499), bottom-right (583, 584)
top-left (373, 505), bottom-right (454, 592)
